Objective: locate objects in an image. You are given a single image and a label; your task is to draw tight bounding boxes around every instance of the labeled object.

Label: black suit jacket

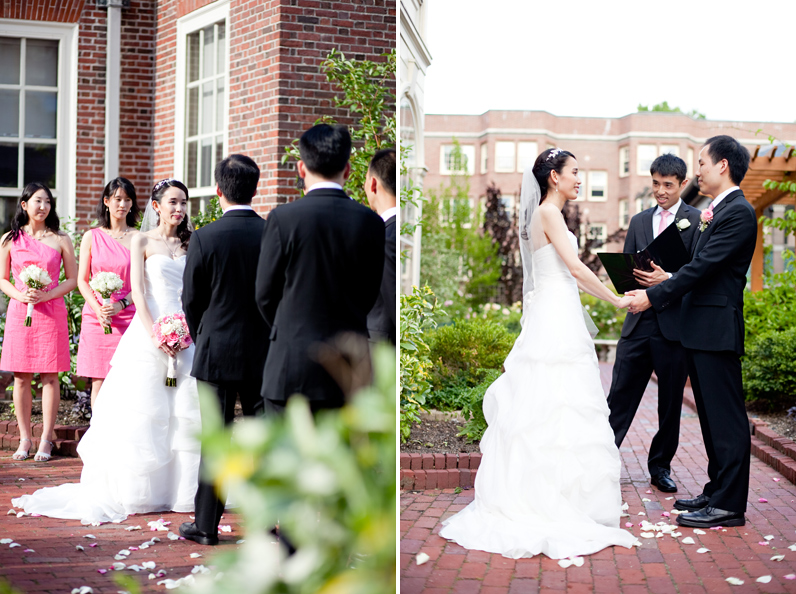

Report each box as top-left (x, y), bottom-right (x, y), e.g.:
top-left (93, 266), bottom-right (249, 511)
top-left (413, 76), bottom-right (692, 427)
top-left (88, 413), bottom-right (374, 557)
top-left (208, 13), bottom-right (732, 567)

top-left (255, 188), bottom-right (385, 406)
top-left (646, 190), bottom-right (757, 355)
top-left (621, 202), bottom-right (702, 341)
top-left (367, 214), bottom-right (396, 345)
top-left (182, 209), bottom-right (269, 383)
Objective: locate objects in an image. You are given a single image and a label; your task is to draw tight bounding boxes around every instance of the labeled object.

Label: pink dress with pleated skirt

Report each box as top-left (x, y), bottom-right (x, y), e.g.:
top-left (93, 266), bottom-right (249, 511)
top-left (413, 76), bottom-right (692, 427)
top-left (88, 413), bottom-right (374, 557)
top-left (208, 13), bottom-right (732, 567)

top-left (75, 228), bottom-right (136, 379)
top-left (0, 232), bottom-right (70, 373)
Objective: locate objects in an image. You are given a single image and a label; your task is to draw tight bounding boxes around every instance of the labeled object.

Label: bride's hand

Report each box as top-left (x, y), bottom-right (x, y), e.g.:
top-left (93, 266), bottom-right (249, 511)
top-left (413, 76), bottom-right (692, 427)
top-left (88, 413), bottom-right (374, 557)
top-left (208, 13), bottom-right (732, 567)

top-left (616, 295), bottom-right (634, 309)
top-left (151, 334), bottom-right (176, 357)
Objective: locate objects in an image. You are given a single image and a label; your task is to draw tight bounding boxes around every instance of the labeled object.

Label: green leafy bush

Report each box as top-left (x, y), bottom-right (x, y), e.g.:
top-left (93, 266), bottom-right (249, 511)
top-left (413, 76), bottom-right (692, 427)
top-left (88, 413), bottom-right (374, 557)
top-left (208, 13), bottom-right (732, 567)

top-left (743, 328), bottom-right (796, 411)
top-left (465, 301), bottom-right (523, 334)
top-left (426, 318), bottom-right (515, 389)
top-left (458, 368), bottom-right (501, 443)
top-left (399, 286), bottom-right (441, 442)
top-left (581, 293), bottom-right (626, 339)
top-left (190, 196), bottom-right (224, 230)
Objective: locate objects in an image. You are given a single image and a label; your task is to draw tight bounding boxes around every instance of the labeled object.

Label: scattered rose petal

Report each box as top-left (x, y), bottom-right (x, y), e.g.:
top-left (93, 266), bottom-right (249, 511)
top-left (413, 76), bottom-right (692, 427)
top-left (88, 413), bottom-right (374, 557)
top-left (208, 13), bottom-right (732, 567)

top-left (638, 512), bottom-right (646, 516)
top-left (642, 498), bottom-right (651, 502)
top-left (640, 532), bottom-right (655, 539)
top-left (771, 555), bottom-right (785, 561)
top-left (219, 525), bottom-right (232, 533)
top-left (151, 537), bottom-right (160, 543)
top-left (785, 574), bottom-right (796, 580)
top-left (693, 529), bottom-right (706, 535)
top-left (621, 502), bottom-right (629, 510)
top-left (142, 562), bottom-right (156, 570)
top-left (125, 526), bottom-right (141, 532)
top-left (697, 547), bottom-right (710, 553)
top-left (645, 490), bottom-right (652, 494)
top-left (756, 575), bottom-right (772, 584)
top-left (236, 539), bottom-right (245, 544)
top-left (681, 537), bottom-right (695, 545)
top-left (0, 539), bottom-right (11, 544)
top-left (189, 516), bottom-right (195, 519)
top-left (112, 563), bottom-right (126, 571)
top-left (89, 543), bottom-right (97, 548)
top-left (662, 512), bottom-right (670, 517)
top-left (665, 497), bottom-right (674, 500)
top-left (789, 544), bottom-right (796, 552)
top-left (726, 577), bottom-right (744, 585)
top-left (117, 549), bottom-right (131, 556)
top-left (84, 534), bottom-right (96, 539)
top-left (670, 509), bottom-right (685, 515)
top-left (167, 532), bottom-right (179, 541)
top-left (656, 533), bottom-right (664, 539)
top-left (127, 565), bottom-right (143, 572)
top-left (156, 570), bottom-right (167, 577)
top-left (76, 545), bottom-right (84, 551)
top-left (759, 498), bottom-right (768, 503)
top-left (139, 543), bottom-right (149, 549)
top-left (147, 520), bottom-right (169, 531)
top-left (97, 569), bottom-right (107, 575)
top-left (16, 512), bottom-right (27, 518)
top-left (190, 553), bottom-right (202, 559)
top-left (17, 478), bottom-right (24, 481)
top-left (625, 523), bottom-right (633, 528)
top-left (671, 532), bottom-right (682, 537)
top-left (765, 535), bottom-right (775, 541)
top-left (6, 510), bottom-right (15, 515)
top-left (23, 548), bottom-right (34, 553)
top-left (557, 556), bottom-right (584, 568)
top-left (774, 478), bottom-right (781, 482)
top-left (710, 526), bottom-right (722, 530)
top-left (758, 542), bottom-right (770, 546)
top-left (632, 540), bottom-right (642, 547)
top-left (191, 565), bottom-right (210, 574)
top-left (114, 556), bottom-right (126, 560)
top-left (71, 588), bottom-right (93, 594)
top-left (128, 547), bottom-right (138, 551)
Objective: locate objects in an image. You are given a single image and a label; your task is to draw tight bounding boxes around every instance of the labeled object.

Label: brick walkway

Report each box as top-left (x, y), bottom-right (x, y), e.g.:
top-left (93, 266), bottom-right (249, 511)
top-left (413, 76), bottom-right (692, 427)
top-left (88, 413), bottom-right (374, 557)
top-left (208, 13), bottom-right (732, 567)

top-left (0, 457), bottom-right (242, 593)
top-left (401, 363), bottom-right (796, 593)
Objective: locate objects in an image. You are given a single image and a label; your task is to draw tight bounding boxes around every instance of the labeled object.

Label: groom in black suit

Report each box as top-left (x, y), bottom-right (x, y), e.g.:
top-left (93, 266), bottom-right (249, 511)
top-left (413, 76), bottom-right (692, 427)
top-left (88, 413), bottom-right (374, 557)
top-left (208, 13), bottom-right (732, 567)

top-left (255, 124), bottom-right (385, 412)
top-left (607, 154), bottom-right (701, 493)
top-left (627, 135), bottom-right (757, 527)
top-left (179, 154), bottom-right (268, 545)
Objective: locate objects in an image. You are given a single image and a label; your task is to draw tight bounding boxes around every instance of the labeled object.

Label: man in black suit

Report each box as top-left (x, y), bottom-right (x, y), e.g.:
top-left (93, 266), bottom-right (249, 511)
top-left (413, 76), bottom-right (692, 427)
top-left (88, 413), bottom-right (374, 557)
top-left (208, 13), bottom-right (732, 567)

top-left (607, 154), bottom-right (701, 494)
top-left (179, 154), bottom-right (268, 545)
top-left (627, 135), bottom-right (757, 528)
top-left (255, 124), bottom-right (385, 413)
top-left (365, 148), bottom-right (396, 345)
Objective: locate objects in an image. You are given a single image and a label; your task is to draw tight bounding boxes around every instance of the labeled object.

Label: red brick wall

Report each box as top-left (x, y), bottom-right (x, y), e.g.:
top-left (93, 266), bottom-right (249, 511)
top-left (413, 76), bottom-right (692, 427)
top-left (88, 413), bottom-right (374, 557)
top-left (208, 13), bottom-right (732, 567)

top-left (154, 0), bottom-right (395, 215)
top-left (74, 2), bottom-right (155, 229)
top-left (0, 0), bottom-right (84, 22)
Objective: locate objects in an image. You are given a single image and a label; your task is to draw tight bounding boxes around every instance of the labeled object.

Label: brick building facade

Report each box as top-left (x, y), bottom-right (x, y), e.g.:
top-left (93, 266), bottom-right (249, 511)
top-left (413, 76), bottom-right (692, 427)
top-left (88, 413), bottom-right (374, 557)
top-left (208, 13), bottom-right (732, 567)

top-left (424, 110), bottom-right (796, 256)
top-left (0, 0), bottom-right (394, 231)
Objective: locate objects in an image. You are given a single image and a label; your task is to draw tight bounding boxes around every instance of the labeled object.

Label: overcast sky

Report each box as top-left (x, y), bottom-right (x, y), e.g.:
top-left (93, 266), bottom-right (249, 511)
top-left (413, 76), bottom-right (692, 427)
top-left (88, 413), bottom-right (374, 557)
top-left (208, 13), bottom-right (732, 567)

top-left (423, 0), bottom-right (795, 123)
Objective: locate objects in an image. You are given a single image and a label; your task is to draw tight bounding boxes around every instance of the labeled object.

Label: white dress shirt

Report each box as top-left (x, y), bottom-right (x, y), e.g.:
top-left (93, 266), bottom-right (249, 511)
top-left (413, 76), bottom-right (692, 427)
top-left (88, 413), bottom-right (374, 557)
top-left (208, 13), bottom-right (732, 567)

top-left (222, 204), bottom-right (255, 214)
top-left (380, 206), bottom-right (397, 223)
top-left (652, 199), bottom-right (682, 238)
top-left (709, 186), bottom-right (740, 210)
top-left (306, 181), bottom-right (344, 193)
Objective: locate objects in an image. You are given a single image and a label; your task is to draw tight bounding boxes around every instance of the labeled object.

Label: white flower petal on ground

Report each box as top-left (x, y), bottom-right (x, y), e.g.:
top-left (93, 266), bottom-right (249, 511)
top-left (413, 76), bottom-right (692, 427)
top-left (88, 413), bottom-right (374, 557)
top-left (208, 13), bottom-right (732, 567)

top-left (0, 539), bottom-right (12, 544)
top-left (670, 532), bottom-right (682, 538)
top-left (770, 555), bottom-right (785, 561)
top-left (638, 512), bottom-right (646, 516)
top-left (621, 502), bottom-right (629, 510)
top-left (16, 512), bottom-right (27, 518)
top-left (693, 529), bottom-right (706, 535)
top-left (642, 498), bottom-right (651, 502)
top-left (76, 545), bottom-right (84, 551)
top-left (415, 552), bottom-right (429, 565)
top-left (191, 565), bottom-right (210, 574)
top-left (156, 570), bottom-right (167, 577)
top-left (147, 520), bottom-right (169, 532)
top-left (124, 526), bottom-right (141, 532)
top-left (117, 549), bottom-right (131, 556)
top-left (764, 535), bottom-right (775, 541)
top-left (219, 525), bottom-right (232, 533)
top-left (696, 548), bottom-right (710, 554)
top-left (142, 562), bottom-right (156, 570)
top-left (774, 478), bottom-right (781, 482)
top-left (788, 544), bottom-right (796, 552)
top-left (756, 575), bottom-right (772, 584)
top-left (656, 533), bottom-right (664, 539)
top-left (645, 490), bottom-right (652, 494)
top-left (759, 542), bottom-right (770, 546)
top-left (84, 534), bottom-right (96, 539)
top-left (127, 565), bottom-right (143, 572)
top-left (639, 532), bottom-right (655, 539)
top-left (726, 577), bottom-right (744, 585)
top-left (633, 540), bottom-right (642, 547)
top-left (139, 543), bottom-right (149, 549)
top-left (114, 555), bottom-right (126, 561)
top-left (190, 553), bottom-right (202, 559)
top-left (670, 509), bottom-right (684, 515)
top-left (785, 574), bottom-right (796, 580)
top-left (17, 478), bottom-right (24, 481)
top-left (665, 497), bottom-right (674, 500)
top-left (236, 540), bottom-right (245, 544)
top-left (23, 549), bottom-right (34, 553)
top-left (6, 510), bottom-right (15, 515)
top-left (681, 537), bottom-right (695, 545)
top-left (112, 562), bottom-right (126, 571)
top-left (167, 532), bottom-right (179, 541)
top-left (148, 574), bottom-right (156, 580)
top-left (9, 543), bottom-right (20, 548)
top-left (96, 570), bottom-right (107, 575)
top-left (71, 588), bottom-right (93, 594)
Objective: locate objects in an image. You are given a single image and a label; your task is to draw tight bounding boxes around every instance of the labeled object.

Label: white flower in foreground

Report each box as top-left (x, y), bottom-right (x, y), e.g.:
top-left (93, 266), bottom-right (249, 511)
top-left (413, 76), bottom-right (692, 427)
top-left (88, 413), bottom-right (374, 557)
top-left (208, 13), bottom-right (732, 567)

top-left (676, 219), bottom-right (691, 230)
top-left (693, 529), bottom-right (706, 535)
top-left (696, 548), bottom-right (710, 554)
top-left (756, 575), bottom-right (772, 584)
top-left (771, 555), bottom-right (785, 561)
top-left (190, 553), bottom-right (202, 559)
top-left (726, 577), bottom-right (744, 585)
top-left (681, 537), bottom-right (695, 545)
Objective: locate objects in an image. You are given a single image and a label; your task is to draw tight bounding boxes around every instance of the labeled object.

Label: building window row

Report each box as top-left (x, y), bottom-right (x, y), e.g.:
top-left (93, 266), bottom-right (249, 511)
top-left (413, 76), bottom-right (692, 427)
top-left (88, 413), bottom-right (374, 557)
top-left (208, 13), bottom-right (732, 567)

top-left (621, 143), bottom-right (695, 179)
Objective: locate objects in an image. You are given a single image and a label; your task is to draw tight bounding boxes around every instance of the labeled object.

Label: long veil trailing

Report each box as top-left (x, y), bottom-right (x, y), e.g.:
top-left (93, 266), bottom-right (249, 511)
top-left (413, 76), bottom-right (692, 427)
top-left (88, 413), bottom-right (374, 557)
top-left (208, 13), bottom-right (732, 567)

top-left (519, 167), bottom-right (541, 299)
top-left (140, 200), bottom-right (159, 232)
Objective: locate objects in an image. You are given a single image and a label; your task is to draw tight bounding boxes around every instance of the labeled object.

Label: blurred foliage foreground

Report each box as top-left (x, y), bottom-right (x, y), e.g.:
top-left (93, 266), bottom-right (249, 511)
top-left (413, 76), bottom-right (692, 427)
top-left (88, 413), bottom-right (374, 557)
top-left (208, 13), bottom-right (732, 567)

top-left (189, 344), bottom-right (396, 594)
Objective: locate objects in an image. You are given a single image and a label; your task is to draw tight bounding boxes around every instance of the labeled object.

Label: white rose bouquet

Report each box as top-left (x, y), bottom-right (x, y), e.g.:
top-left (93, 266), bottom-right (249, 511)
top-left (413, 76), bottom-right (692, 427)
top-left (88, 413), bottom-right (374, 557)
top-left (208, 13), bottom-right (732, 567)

top-left (18, 264), bottom-right (52, 327)
top-left (152, 312), bottom-right (193, 387)
top-left (89, 271), bottom-right (124, 334)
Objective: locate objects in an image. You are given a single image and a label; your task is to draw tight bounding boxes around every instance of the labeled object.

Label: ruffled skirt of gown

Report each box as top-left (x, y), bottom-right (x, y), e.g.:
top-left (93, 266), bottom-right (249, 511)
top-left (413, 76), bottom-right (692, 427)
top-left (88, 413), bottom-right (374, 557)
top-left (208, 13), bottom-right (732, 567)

top-left (440, 241), bottom-right (637, 559)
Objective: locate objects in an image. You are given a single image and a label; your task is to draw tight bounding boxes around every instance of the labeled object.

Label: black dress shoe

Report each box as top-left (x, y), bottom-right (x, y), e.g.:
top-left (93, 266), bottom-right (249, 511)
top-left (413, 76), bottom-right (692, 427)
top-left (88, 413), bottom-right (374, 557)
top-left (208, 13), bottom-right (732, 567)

top-left (650, 470), bottom-right (677, 493)
top-left (179, 522), bottom-right (219, 546)
top-left (676, 506), bottom-right (745, 528)
top-left (673, 493), bottom-right (710, 511)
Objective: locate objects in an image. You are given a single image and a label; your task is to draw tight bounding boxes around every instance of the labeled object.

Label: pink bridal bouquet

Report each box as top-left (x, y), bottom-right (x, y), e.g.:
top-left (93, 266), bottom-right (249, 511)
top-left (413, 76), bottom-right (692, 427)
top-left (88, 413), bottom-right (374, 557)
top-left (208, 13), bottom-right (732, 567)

top-left (89, 271), bottom-right (124, 334)
top-left (19, 264), bottom-right (52, 327)
top-left (152, 312), bottom-right (192, 387)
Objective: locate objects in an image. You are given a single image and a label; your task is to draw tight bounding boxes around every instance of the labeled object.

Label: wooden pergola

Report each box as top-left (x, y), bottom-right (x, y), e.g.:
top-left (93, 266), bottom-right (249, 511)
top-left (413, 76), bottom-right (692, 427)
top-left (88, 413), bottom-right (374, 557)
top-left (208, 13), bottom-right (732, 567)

top-left (682, 145), bottom-right (796, 291)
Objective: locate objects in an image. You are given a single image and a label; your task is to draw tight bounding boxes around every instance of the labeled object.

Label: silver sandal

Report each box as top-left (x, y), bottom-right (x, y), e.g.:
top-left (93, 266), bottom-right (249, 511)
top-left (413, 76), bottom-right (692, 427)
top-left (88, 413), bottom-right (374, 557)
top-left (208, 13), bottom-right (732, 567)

top-left (34, 439), bottom-right (54, 462)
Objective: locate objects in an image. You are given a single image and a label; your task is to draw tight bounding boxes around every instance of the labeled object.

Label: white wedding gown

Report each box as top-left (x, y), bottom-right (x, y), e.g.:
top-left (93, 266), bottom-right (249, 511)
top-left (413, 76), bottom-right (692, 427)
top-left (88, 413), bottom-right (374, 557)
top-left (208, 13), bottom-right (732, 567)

top-left (440, 231), bottom-right (636, 559)
top-left (12, 255), bottom-right (201, 524)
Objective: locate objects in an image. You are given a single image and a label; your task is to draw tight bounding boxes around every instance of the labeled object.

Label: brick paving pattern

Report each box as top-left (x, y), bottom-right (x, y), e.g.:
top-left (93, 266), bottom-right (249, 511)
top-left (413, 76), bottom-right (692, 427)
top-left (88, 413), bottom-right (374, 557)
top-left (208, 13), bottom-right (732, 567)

top-left (401, 363), bottom-right (796, 593)
top-left (0, 457), bottom-right (242, 593)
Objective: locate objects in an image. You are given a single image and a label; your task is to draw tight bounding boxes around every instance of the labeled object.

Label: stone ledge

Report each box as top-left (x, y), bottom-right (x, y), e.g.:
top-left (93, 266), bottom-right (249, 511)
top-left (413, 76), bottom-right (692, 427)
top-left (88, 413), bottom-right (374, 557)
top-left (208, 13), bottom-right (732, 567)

top-left (0, 422), bottom-right (87, 458)
top-left (400, 452), bottom-right (481, 491)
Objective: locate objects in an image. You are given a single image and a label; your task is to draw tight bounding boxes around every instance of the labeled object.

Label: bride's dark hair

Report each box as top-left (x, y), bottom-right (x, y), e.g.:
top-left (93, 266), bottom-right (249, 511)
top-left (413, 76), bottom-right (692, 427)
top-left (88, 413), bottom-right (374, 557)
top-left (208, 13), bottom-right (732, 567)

top-left (151, 179), bottom-right (192, 249)
top-left (532, 148), bottom-right (576, 202)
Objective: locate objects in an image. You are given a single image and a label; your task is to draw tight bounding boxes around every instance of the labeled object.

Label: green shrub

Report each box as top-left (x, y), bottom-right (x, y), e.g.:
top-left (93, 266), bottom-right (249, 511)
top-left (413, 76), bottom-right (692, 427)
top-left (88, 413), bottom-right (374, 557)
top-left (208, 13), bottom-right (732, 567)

top-left (466, 301), bottom-right (523, 334)
top-left (580, 292), bottom-right (626, 339)
top-left (743, 328), bottom-right (796, 411)
top-left (425, 367), bottom-right (498, 411)
top-left (427, 319), bottom-right (515, 389)
top-left (458, 368), bottom-right (502, 443)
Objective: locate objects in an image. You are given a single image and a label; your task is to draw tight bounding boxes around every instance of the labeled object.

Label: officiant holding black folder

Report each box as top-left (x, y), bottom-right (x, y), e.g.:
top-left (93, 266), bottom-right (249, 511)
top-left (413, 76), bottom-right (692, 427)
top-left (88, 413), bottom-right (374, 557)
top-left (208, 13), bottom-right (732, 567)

top-left (605, 154), bottom-right (701, 493)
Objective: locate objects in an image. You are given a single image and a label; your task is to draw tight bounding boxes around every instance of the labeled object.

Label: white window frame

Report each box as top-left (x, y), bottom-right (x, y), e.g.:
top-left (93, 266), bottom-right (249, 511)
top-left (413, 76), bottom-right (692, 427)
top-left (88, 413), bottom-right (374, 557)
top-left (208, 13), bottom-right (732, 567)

top-left (480, 142), bottom-right (487, 174)
top-left (637, 144), bottom-right (657, 176)
top-left (619, 199), bottom-right (629, 229)
top-left (439, 144), bottom-right (475, 176)
top-left (499, 193), bottom-right (516, 218)
top-left (174, 0), bottom-right (231, 213)
top-left (587, 223), bottom-right (607, 246)
top-left (588, 170), bottom-right (608, 202)
top-left (687, 147), bottom-right (694, 179)
top-left (0, 20), bottom-right (78, 222)
top-left (619, 146), bottom-right (630, 178)
top-left (575, 169), bottom-right (586, 202)
top-left (660, 144), bottom-right (680, 157)
top-left (516, 141), bottom-right (537, 173)
top-left (494, 141), bottom-right (515, 173)
top-left (635, 197), bottom-right (645, 215)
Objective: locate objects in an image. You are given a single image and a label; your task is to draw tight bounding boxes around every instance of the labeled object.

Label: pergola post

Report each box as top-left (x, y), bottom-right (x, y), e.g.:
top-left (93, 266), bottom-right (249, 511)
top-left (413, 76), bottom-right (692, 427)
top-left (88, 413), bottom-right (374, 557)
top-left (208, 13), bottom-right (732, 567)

top-left (751, 215), bottom-right (765, 292)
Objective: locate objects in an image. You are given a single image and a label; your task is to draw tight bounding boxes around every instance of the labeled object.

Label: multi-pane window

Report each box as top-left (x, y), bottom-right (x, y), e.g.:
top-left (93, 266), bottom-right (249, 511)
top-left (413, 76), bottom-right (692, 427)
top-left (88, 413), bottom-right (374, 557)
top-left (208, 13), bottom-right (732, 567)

top-left (494, 141), bottom-right (515, 172)
top-left (619, 199), bottom-right (629, 229)
top-left (184, 21), bottom-right (226, 214)
top-left (619, 146), bottom-right (630, 177)
top-left (440, 144), bottom-right (475, 175)
top-left (480, 143), bottom-right (487, 174)
top-left (588, 171), bottom-right (607, 201)
top-left (0, 37), bottom-right (59, 192)
top-left (516, 141), bottom-right (537, 172)
top-left (637, 145), bottom-right (657, 176)
top-left (660, 144), bottom-right (679, 157)
top-left (687, 147), bottom-right (694, 178)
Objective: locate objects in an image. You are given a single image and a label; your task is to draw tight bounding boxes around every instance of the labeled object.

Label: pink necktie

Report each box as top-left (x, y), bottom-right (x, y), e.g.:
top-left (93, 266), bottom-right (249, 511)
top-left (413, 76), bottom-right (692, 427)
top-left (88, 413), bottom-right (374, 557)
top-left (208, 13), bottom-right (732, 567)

top-left (657, 209), bottom-right (671, 237)
top-left (707, 201), bottom-right (715, 213)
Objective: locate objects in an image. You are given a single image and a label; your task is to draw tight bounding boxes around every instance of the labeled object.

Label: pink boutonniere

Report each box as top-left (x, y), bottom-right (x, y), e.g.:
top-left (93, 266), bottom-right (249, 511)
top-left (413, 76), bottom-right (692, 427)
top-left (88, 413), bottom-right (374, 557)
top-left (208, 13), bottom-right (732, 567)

top-left (699, 208), bottom-right (713, 232)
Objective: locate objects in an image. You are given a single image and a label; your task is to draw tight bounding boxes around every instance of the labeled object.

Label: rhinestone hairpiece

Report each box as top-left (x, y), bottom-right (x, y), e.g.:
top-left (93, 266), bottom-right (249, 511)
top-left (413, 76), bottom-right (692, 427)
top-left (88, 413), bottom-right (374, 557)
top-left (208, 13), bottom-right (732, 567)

top-left (152, 179), bottom-right (177, 193)
top-left (545, 148), bottom-right (563, 161)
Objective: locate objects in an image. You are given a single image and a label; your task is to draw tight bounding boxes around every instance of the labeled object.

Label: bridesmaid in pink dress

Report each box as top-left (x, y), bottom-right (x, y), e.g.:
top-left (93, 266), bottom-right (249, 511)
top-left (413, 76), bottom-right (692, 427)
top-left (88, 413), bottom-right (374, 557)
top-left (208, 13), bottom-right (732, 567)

top-left (76, 178), bottom-right (140, 408)
top-left (0, 183), bottom-right (77, 461)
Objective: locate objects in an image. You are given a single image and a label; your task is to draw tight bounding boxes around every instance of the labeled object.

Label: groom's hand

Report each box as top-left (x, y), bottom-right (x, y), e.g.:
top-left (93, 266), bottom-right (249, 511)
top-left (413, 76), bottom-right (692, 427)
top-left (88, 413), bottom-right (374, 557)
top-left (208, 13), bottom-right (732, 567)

top-left (633, 262), bottom-right (669, 287)
top-left (625, 290), bottom-right (652, 314)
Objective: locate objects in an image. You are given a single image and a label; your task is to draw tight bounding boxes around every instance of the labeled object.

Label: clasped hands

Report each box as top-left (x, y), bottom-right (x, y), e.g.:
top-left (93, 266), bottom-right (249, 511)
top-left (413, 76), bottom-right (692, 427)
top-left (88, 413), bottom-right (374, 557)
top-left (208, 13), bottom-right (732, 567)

top-left (615, 262), bottom-right (668, 314)
top-left (20, 287), bottom-right (47, 305)
top-left (96, 300), bottom-right (125, 329)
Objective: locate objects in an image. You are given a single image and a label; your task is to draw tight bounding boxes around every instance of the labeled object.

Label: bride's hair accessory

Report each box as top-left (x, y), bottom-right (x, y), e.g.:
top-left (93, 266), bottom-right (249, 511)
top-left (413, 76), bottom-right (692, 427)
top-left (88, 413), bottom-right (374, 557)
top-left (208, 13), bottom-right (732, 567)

top-left (152, 179), bottom-right (178, 193)
top-left (545, 148), bottom-right (563, 161)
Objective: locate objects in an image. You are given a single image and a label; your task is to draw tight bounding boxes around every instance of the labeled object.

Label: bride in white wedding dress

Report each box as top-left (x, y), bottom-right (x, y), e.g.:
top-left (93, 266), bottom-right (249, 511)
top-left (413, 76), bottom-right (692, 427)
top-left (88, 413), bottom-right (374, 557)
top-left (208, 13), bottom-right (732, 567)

top-left (12, 180), bottom-right (201, 524)
top-left (440, 148), bottom-right (637, 559)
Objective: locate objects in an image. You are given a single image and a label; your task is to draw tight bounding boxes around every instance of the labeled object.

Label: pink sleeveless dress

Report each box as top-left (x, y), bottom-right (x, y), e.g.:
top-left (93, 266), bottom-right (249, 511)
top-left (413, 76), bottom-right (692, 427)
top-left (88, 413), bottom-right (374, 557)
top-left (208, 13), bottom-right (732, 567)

top-left (0, 232), bottom-right (71, 373)
top-left (75, 229), bottom-right (136, 379)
